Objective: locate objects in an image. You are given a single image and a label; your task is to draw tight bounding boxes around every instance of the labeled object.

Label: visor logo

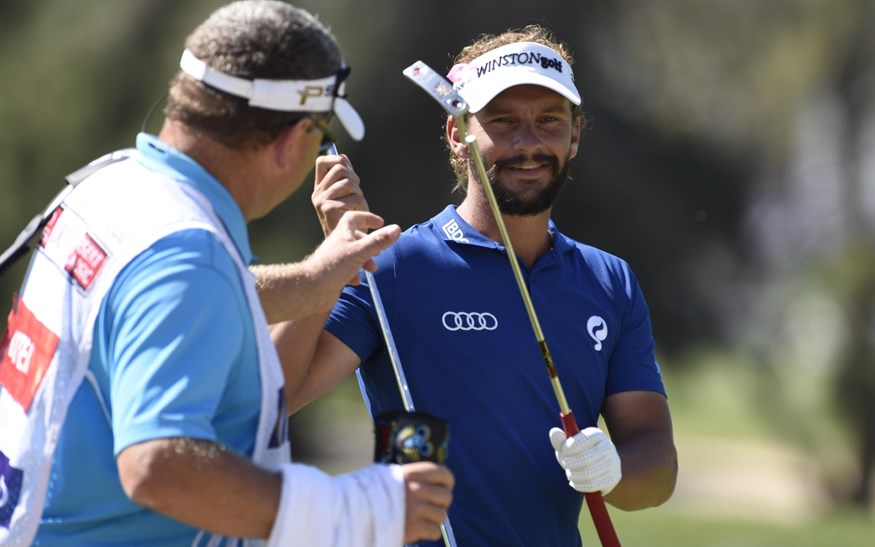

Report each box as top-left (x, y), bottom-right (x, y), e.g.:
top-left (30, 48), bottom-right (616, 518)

top-left (442, 311), bottom-right (498, 331)
top-left (298, 85), bottom-right (329, 105)
top-left (474, 52), bottom-right (564, 79)
top-left (298, 84), bottom-right (337, 105)
top-left (587, 316), bottom-right (608, 351)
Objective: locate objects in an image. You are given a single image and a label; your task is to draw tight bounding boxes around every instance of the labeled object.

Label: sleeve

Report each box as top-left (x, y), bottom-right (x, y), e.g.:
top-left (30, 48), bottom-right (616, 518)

top-left (605, 260), bottom-right (666, 397)
top-left (98, 229), bottom-right (251, 455)
top-left (323, 269), bottom-right (383, 364)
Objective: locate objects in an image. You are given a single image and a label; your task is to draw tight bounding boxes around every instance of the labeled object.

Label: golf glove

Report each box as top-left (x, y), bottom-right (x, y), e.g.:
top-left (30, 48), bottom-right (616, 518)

top-left (549, 427), bottom-right (622, 495)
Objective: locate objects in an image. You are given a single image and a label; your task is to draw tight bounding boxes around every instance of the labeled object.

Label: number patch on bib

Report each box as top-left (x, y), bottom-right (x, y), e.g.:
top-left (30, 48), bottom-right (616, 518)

top-left (0, 295), bottom-right (60, 412)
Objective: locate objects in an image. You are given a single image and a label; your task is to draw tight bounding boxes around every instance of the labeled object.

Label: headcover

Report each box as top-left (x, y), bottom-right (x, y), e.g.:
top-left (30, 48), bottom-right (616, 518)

top-left (373, 410), bottom-right (449, 464)
top-left (447, 42), bottom-right (581, 113)
top-left (179, 49), bottom-right (365, 140)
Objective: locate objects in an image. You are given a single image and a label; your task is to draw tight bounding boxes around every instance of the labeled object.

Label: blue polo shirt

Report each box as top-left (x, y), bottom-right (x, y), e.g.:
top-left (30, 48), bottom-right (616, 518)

top-left (326, 205), bottom-right (665, 547)
top-left (36, 134), bottom-right (260, 546)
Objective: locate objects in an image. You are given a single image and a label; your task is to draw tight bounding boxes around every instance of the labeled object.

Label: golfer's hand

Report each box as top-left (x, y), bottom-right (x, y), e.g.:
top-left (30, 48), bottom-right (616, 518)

top-left (400, 462), bottom-right (454, 544)
top-left (312, 152), bottom-right (368, 237)
top-left (549, 427), bottom-right (622, 495)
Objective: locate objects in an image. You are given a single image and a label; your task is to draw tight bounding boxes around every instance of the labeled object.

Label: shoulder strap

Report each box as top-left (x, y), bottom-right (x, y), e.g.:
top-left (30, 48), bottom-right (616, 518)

top-left (0, 149), bottom-right (134, 278)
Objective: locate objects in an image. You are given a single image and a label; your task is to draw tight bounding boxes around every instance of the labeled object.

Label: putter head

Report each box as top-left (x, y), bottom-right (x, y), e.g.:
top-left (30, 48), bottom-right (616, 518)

top-left (402, 61), bottom-right (469, 117)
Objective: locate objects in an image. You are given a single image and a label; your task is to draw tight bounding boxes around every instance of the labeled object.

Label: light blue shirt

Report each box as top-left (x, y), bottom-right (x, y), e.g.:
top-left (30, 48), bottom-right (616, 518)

top-left (36, 134), bottom-right (260, 546)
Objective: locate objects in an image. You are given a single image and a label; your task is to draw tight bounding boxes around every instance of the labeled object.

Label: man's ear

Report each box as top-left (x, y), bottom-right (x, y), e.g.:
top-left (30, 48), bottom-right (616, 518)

top-left (569, 115), bottom-right (582, 160)
top-left (274, 118), bottom-right (311, 170)
top-left (446, 116), bottom-right (469, 158)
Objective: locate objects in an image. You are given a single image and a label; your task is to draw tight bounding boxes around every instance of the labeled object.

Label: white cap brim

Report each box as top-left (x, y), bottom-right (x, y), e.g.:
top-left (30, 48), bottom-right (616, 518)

top-left (180, 49), bottom-right (365, 141)
top-left (334, 97), bottom-right (364, 141)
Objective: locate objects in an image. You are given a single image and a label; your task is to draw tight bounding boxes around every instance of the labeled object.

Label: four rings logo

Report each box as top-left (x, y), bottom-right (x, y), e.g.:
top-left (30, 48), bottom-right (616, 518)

top-left (442, 311), bottom-right (498, 331)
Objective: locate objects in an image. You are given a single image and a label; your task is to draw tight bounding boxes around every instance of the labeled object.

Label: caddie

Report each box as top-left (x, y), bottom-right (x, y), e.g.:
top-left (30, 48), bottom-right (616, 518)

top-left (0, 2), bottom-right (453, 545)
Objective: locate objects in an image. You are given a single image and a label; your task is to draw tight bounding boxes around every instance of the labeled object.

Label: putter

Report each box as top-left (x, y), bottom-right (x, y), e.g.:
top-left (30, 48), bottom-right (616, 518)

top-left (402, 61), bottom-right (622, 547)
top-left (325, 143), bottom-right (458, 547)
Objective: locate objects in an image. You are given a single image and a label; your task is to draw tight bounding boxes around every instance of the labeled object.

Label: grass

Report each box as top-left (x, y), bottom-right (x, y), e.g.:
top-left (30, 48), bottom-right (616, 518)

top-left (580, 505), bottom-right (874, 546)
top-left (578, 354), bottom-right (875, 545)
top-left (291, 355), bottom-right (875, 545)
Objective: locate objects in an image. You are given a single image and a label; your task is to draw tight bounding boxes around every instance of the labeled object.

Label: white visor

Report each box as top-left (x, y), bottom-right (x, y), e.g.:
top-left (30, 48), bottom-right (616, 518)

top-left (450, 42), bottom-right (580, 113)
top-left (179, 49), bottom-right (365, 140)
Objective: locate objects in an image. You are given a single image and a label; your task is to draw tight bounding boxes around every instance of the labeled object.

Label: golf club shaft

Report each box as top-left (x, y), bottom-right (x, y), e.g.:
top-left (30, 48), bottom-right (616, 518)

top-left (367, 270), bottom-right (459, 547)
top-left (327, 144), bottom-right (457, 547)
top-left (364, 269), bottom-right (415, 412)
top-left (460, 128), bottom-right (621, 547)
top-left (365, 270), bottom-right (458, 547)
top-left (462, 134), bottom-right (572, 414)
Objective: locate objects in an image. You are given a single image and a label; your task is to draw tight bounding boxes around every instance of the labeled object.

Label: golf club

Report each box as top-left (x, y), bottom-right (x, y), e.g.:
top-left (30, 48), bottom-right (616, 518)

top-left (402, 61), bottom-right (621, 547)
top-left (325, 143), bottom-right (458, 547)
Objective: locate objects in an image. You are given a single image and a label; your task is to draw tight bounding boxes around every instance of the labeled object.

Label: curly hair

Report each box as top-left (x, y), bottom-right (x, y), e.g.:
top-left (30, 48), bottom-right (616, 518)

top-left (165, 0), bottom-right (343, 150)
top-left (445, 25), bottom-right (584, 192)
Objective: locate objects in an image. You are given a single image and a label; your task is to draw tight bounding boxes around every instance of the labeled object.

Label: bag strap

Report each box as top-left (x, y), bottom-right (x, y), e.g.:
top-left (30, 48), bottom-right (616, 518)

top-left (0, 149), bottom-right (134, 278)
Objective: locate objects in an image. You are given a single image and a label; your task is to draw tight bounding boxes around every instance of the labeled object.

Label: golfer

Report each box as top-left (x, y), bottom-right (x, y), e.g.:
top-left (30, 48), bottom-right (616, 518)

top-left (277, 25), bottom-right (677, 547)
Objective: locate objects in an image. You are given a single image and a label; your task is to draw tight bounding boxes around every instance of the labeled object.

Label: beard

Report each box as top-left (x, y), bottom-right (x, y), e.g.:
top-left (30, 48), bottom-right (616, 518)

top-left (474, 152), bottom-right (571, 216)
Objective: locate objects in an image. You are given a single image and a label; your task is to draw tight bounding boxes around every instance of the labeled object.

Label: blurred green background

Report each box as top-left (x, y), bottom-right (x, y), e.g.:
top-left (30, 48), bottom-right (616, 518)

top-left (2, 0), bottom-right (874, 544)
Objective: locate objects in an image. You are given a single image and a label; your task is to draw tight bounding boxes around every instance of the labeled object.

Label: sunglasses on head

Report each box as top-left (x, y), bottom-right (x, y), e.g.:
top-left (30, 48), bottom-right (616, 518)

top-left (309, 67), bottom-right (350, 154)
top-left (309, 115), bottom-right (337, 155)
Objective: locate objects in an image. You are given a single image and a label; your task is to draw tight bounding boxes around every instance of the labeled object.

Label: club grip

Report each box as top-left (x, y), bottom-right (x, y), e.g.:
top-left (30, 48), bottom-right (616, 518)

top-left (560, 410), bottom-right (621, 547)
top-left (560, 410), bottom-right (580, 436)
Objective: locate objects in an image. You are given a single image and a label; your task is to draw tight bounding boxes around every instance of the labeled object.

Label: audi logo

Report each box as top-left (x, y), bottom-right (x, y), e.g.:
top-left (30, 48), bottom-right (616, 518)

top-left (441, 311), bottom-right (498, 331)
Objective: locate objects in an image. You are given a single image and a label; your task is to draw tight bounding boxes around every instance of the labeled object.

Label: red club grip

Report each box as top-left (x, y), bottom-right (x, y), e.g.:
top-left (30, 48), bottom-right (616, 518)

top-left (560, 410), bottom-right (621, 547)
top-left (560, 410), bottom-right (580, 436)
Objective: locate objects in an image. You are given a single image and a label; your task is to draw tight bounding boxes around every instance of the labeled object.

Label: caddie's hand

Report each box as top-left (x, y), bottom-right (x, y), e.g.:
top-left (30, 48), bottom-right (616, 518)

top-left (312, 210), bottom-right (400, 291)
top-left (549, 427), bottom-right (622, 495)
top-left (312, 152), bottom-right (368, 237)
top-left (400, 462), bottom-right (454, 544)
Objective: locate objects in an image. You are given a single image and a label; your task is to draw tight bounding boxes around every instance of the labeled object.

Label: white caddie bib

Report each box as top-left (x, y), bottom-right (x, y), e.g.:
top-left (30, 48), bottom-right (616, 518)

top-left (0, 151), bottom-right (288, 546)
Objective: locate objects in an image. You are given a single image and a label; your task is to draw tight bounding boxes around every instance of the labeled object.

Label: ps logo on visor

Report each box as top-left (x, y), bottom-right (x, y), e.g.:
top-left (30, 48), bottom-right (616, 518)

top-left (587, 316), bottom-right (608, 351)
top-left (298, 85), bottom-right (329, 105)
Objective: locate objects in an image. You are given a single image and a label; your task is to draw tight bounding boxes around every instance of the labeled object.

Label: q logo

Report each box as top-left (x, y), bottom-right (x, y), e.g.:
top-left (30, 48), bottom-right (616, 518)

top-left (587, 316), bottom-right (608, 351)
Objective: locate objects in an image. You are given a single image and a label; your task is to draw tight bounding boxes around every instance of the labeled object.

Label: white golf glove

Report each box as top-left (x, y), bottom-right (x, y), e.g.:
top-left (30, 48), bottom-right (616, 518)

top-left (549, 427), bottom-right (622, 495)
